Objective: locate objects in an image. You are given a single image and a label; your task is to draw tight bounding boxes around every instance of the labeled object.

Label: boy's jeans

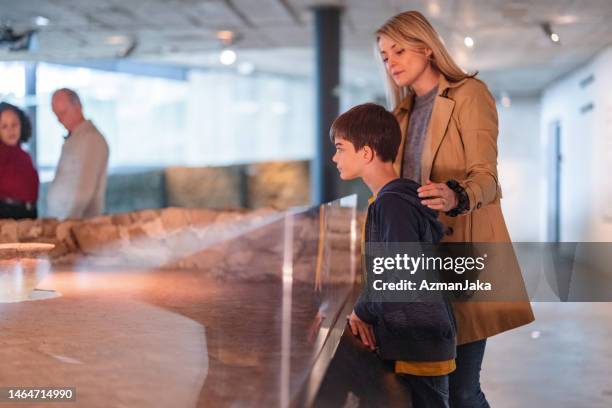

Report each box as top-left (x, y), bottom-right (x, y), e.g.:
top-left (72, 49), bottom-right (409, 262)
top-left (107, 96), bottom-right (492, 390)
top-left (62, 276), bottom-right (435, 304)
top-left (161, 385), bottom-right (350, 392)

top-left (396, 339), bottom-right (490, 408)
top-left (398, 374), bottom-right (450, 408)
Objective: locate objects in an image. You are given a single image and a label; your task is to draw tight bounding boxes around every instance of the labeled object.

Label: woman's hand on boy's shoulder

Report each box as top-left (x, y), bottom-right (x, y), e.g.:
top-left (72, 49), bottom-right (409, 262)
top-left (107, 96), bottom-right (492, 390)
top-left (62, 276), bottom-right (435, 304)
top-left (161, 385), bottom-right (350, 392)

top-left (348, 310), bottom-right (377, 351)
top-left (417, 179), bottom-right (458, 211)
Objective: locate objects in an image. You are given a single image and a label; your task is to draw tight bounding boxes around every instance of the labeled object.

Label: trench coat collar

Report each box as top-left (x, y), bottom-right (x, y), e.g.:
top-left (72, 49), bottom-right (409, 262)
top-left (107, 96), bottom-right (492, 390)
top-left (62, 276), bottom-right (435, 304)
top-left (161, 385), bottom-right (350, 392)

top-left (393, 75), bottom-right (470, 182)
top-left (396, 75), bottom-right (470, 112)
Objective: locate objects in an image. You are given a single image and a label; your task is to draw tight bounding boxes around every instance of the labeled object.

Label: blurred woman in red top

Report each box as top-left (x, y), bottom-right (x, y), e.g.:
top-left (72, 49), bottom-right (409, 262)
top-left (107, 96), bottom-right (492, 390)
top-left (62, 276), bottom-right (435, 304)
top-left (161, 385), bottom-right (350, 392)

top-left (0, 102), bottom-right (39, 219)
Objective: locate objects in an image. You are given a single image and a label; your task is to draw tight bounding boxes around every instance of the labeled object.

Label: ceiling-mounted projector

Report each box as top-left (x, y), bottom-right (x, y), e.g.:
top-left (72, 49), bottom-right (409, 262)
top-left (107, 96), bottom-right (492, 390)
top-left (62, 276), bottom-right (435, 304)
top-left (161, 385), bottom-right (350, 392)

top-left (0, 25), bottom-right (38, 51)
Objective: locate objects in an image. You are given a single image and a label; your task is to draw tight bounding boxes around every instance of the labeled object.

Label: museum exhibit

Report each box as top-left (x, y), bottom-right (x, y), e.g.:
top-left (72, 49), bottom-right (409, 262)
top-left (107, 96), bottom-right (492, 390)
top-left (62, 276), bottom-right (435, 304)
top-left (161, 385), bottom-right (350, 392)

top-left (1, 1), bottom-right (612, 407)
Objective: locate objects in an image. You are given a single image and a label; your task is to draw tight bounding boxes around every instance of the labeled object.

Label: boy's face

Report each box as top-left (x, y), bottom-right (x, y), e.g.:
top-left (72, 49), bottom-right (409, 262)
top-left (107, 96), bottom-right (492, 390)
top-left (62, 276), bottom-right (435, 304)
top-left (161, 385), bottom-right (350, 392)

top-left (332, 136), bottom-right (370, 180)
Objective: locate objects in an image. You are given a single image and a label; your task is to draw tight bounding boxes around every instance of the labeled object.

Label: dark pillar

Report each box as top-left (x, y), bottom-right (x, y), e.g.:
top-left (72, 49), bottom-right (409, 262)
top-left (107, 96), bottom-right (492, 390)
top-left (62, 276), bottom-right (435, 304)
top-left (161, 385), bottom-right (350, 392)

top-left (312, 5), bottom-right (341, 205)
top-left (24, 62), bottom-right (38, 168)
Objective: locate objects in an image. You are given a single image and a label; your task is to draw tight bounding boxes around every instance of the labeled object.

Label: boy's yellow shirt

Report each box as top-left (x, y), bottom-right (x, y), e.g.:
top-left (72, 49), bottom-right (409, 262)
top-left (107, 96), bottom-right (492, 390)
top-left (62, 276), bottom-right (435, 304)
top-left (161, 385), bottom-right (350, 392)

top-left (363, 195), bottom-right (456, 377)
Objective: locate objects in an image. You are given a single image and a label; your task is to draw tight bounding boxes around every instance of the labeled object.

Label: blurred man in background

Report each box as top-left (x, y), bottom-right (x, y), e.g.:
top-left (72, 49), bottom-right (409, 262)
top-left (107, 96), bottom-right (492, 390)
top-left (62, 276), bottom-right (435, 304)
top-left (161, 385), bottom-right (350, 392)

top-left (47, 88), bottom-right (109, 219)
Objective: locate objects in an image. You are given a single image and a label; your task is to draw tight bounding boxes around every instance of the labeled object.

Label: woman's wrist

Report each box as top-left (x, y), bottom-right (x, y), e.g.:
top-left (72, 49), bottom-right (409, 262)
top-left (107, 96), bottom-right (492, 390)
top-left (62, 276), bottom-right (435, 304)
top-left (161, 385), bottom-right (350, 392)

top-left (445, 180), bottom-right (470, 216)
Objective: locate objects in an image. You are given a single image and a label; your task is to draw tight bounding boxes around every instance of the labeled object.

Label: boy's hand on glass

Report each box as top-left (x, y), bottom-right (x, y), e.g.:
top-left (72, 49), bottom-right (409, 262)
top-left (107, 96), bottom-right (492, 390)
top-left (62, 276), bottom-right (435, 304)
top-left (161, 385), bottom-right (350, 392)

top-left (348, 310), bottom-right (376, 351)
top-left (417, 179), bottom-right (458, 211)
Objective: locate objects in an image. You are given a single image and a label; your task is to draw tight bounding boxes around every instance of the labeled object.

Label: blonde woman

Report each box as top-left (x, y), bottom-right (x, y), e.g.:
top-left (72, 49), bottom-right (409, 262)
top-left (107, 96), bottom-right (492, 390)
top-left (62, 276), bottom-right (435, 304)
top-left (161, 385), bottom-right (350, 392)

top-left (372, 10), bottom-right (534, 407)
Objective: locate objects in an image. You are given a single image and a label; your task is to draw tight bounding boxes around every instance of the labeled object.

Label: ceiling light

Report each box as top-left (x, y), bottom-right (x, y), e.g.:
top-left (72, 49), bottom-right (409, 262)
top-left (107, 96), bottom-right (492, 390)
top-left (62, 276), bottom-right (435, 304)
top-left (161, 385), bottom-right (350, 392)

top-left (220, 49), bottom-right (237, 65)
top-left (105, 35), bottom-right (129, 45)
top-left (216, 30), bottom-right (235, 45)
top-left (428, 2), bottom-right (441, 17)
top-left (540, 23), bottom-right (560, 44)
top-left (464, 36), bottom-right (474, 48)
top-left (554, 15), bottom-right (577, 25)
top-left (33, 16), bottom-right (50, 27)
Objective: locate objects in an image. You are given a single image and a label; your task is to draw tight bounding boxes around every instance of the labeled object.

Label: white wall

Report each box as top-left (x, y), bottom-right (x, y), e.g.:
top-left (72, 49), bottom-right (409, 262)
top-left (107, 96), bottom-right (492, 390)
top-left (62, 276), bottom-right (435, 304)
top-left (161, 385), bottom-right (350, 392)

top-left (497, 97), bottom-right (543, 241)
top-left (541, 45), bottom-right (612, 242)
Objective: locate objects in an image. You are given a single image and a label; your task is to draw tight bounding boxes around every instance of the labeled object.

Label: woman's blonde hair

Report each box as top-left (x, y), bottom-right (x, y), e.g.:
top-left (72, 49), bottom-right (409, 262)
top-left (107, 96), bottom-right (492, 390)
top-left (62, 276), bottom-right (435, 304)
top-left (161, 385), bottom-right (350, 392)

top-left (376, 10), bottom-right (476, 108)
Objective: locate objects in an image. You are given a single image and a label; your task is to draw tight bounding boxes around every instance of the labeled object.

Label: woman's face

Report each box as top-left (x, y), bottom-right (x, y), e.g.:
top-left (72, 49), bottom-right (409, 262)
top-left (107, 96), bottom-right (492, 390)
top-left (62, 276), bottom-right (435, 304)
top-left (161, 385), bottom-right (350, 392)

top-left (378, 34), bottom-right (431, 88)
top-left (0, 110), bottom-right (21, 146)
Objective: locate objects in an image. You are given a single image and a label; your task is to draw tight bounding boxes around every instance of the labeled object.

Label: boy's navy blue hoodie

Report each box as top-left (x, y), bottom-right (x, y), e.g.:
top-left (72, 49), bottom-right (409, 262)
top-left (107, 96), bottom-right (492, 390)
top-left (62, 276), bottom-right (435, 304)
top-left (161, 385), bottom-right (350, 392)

top-left (354, 178), bottom-right (456, 362)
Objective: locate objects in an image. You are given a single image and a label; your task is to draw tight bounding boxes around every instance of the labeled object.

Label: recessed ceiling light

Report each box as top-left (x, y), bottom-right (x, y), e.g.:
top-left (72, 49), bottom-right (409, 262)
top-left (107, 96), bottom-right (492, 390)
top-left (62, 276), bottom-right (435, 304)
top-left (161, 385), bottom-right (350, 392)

top-left (33, 16), bottom-right (50, 26)
top-left (464, 36), bottom-right (474, 48)
top-left (220, 49), bottom-right (237, 65)
top-left (105, 35), bottom-right (129, 45)
top-left (550, 33), bottom-right (560, 43)
top-left (554, 15), bottom-right (577, 25)
top-left (216, 30), bottom-right (234, 44)
top-left (428, 2), bottom-right (441, 17)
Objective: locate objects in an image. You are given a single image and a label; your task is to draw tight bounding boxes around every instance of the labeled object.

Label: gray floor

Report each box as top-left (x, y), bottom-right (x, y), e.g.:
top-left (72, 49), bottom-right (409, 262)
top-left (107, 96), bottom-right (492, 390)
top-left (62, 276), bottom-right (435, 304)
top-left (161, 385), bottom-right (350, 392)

top-left (483, 302), bottom-right (612, 407)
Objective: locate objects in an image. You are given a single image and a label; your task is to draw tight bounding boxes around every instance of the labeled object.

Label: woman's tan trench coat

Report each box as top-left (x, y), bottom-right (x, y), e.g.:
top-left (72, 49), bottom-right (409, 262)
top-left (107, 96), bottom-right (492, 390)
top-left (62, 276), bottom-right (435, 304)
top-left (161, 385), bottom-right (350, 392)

top-left (393, 75), bottom-right (535, 345)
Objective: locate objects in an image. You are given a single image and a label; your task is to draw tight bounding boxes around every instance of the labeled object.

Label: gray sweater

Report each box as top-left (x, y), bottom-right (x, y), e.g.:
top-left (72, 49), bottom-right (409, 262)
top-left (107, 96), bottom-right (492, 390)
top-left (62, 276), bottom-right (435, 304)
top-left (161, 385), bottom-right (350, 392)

top-left (47, 120), bottom-right (109, 219)
top-left (402, 86), bottom-right (438, 183)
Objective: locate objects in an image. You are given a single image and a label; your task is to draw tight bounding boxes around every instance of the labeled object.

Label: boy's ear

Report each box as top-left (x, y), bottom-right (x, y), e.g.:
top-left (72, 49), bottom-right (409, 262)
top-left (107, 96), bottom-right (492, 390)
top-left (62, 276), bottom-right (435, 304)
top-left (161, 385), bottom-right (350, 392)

top-left (362, 146), bottom-right (375, 163)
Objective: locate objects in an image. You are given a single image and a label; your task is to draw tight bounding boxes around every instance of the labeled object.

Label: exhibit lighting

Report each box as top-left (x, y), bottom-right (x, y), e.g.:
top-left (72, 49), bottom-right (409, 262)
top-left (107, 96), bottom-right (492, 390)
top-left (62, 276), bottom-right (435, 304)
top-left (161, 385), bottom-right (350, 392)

top-left (541, 22), bottom-right (560, 44)
top-left (216, 30), bottom-right (235, 43)
top-left (34, 16), bottom-right (50, 26)
top-left (220, 49), bottom-right (237, 65)
top-left (105, 35), bottom-right (129, 45)
top-left (428, 2), bottom-right (441, 17)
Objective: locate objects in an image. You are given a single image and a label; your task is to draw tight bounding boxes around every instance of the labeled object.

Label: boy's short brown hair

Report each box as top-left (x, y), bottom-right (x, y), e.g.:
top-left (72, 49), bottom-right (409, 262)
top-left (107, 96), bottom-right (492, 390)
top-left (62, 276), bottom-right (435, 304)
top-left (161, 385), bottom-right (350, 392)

top-left (329, 103), bottom-right (401, 163)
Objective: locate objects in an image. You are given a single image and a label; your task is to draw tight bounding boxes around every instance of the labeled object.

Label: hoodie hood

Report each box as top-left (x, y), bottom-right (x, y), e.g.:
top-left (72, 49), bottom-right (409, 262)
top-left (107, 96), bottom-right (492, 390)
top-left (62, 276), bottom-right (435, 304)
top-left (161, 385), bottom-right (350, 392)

top-left (377, 178), bottom-right (445, 243)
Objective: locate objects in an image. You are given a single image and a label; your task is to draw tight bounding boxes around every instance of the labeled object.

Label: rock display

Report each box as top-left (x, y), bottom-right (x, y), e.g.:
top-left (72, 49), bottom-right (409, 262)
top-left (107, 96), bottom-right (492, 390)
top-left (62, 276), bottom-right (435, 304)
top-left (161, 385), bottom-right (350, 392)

top-left (0, 208), bottom-right (275, 267)
top-left (246, 161), bottom-right (310, 209)
top-left (165, 166), bottom-right (244, 209)
top-left (0, 201), bottom-right (362, 284)
top-left (164, 161), bottom-right (311, 211)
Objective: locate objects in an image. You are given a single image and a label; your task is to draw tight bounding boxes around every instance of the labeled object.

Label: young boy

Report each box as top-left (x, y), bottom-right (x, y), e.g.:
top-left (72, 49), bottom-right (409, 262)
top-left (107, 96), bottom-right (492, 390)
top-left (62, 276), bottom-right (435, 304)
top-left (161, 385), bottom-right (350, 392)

top-left (330, 103), bottom-right (456, 407)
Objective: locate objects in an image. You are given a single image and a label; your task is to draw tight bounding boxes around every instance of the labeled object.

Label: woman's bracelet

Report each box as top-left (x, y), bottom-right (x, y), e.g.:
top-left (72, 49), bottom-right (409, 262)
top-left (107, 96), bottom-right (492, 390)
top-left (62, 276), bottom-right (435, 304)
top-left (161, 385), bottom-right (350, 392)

top-left (445, 180), bottom-right (470, 217)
